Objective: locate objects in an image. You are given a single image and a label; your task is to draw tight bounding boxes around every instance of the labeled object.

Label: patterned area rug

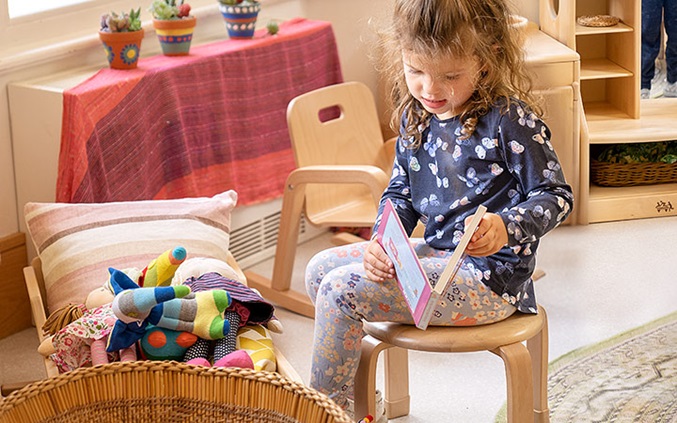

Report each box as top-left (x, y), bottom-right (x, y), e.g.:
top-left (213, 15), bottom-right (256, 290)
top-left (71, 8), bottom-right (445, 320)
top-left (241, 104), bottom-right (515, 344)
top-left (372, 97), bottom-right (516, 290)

top-left (496, 311), bottom-right (677, 423)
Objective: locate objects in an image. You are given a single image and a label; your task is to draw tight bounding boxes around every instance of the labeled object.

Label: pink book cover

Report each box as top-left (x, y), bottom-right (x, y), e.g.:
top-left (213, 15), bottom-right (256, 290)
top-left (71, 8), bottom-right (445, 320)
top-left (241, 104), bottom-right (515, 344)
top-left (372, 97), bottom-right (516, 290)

top-left (376, 199), bottom-right (487, 330)
top-left (376, 199), bottom-right (434, 328)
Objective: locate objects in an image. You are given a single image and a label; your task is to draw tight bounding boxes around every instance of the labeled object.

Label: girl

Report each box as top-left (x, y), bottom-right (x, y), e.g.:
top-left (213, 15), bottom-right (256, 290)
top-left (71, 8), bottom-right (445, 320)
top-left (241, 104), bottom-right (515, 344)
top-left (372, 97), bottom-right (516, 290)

top-left (305, 0), bottom-right (574, 414)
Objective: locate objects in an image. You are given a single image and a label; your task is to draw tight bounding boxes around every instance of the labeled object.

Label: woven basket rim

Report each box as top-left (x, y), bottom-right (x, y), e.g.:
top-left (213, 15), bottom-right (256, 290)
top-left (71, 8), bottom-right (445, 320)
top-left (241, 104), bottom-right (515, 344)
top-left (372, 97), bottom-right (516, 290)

top-left (0, 361), bottom-right (352, 423)
top-left (590, 159), bottom-right (677, 187)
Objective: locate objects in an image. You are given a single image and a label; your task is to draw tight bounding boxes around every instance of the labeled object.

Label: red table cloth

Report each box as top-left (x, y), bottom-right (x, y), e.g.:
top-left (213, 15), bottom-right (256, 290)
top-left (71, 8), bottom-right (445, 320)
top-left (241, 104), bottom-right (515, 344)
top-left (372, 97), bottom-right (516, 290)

top-left (57, 18), bottom-right (343, 205)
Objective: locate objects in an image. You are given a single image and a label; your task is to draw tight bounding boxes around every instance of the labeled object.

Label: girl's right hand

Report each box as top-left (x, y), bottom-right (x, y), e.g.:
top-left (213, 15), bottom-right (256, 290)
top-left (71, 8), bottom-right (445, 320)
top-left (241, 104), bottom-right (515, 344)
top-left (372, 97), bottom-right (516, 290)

top-left (364, 239), bottom-right (395, 282)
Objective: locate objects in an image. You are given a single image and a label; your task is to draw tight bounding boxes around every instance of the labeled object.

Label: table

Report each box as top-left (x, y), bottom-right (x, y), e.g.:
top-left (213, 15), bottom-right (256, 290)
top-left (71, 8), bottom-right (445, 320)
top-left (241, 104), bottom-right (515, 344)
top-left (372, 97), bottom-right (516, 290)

top-left (56, 18), bottom-right (343, 206)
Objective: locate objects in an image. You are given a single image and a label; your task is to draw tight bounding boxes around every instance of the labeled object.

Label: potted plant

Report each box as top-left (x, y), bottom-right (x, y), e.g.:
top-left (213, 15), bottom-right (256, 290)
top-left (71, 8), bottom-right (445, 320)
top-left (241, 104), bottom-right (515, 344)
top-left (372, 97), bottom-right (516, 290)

top-left (149, 0), bottom-right (197, 56)
top-left (218, 0), bottom-right (260, 39)
top-left (99, 8), bottom-right (144, 70)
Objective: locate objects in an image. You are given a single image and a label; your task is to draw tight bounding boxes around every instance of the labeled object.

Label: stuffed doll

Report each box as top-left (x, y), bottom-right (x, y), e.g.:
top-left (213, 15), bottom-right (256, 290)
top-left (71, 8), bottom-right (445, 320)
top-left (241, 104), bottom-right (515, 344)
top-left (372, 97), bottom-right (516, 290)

top-left (106, 268), bottom-right (233, 352)
top-left (38, 282), bottom-right (137, 373)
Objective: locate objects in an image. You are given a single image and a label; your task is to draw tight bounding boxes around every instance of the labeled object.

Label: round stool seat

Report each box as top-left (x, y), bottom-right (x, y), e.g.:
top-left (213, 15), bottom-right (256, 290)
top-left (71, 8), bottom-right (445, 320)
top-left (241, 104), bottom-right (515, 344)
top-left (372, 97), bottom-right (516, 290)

top-left (362, 305), bottom-right (546, 353)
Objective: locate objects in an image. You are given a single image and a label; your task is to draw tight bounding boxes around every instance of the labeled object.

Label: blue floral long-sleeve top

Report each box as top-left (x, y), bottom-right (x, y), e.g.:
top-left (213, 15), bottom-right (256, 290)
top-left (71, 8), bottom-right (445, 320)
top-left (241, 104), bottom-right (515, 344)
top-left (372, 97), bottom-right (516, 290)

top-left (373, 99), bottom-right (574, 313)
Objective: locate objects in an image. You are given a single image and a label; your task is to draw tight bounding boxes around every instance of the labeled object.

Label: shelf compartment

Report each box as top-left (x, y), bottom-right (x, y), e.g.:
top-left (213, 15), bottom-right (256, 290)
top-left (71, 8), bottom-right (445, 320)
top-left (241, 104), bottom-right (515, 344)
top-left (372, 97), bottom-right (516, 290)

top-left (580, 58), bottom-right (632, 80)
top-left (588, 183), bottom-right (677, 222)
top-left (585, 99), bottom-right (677, 144)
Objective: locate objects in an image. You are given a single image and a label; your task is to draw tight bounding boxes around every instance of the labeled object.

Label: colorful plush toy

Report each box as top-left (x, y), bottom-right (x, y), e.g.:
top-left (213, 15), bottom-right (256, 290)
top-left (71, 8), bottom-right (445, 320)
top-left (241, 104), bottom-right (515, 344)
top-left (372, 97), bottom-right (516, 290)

top-left (37, 281), bottom-right (138, 373)
top-left (41, 246), bottom-right (280, 374)
top-left (106, 268), bottom-right (232, 352)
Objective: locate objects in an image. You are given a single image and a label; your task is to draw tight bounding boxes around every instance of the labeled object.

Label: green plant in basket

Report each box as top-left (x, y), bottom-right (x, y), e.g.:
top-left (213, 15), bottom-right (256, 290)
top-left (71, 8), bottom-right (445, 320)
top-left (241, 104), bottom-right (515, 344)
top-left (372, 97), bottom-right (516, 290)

top-left (149, 0), bottom-right (192, 20)
top-left (597, 141), bottom-right (677, 164)
top-left (100, 8), bottom-right (142, 32)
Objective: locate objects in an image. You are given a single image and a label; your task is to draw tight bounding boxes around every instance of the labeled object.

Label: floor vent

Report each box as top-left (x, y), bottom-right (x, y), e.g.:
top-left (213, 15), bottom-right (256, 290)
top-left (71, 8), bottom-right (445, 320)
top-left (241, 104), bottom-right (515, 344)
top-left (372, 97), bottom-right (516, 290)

top-left (229, 198), bottom-right (325, 269)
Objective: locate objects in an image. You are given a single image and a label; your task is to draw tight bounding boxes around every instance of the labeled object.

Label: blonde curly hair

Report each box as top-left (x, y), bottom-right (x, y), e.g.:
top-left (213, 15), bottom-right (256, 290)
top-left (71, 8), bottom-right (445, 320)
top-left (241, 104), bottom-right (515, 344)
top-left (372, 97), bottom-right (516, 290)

top-left (375, 0), bottom-right (541, 147)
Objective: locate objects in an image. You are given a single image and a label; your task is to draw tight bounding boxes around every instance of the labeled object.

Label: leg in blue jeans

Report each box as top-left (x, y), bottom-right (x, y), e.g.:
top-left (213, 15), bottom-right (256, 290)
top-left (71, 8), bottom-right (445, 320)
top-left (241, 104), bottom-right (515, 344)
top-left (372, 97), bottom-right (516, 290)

top-left (304, 240), bottom-right (516, 409)
top-left (664, 0), bottom-right (677, 83)
top-left (642, 0), bottom-right (663, 89)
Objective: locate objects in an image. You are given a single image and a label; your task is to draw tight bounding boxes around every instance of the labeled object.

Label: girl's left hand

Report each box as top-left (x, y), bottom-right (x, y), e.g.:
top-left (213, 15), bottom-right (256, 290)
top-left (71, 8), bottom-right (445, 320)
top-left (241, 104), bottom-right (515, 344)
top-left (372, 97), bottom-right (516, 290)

top-left (464, 213), bottom-right (508, 257)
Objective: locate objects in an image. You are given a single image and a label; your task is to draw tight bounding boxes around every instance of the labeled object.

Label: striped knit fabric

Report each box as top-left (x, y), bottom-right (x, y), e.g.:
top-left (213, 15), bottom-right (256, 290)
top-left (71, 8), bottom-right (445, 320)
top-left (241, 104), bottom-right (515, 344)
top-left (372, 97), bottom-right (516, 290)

top-left (183, 273), bottom-right (275, 326)
top-left (57, 18), bottom-right (343, 205)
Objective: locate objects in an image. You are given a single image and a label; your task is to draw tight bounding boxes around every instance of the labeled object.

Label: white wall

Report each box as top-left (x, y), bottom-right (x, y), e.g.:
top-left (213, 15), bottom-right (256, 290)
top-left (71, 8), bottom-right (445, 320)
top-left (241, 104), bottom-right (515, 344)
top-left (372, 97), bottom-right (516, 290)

top-left (0, 0), bottom-right (539, 237)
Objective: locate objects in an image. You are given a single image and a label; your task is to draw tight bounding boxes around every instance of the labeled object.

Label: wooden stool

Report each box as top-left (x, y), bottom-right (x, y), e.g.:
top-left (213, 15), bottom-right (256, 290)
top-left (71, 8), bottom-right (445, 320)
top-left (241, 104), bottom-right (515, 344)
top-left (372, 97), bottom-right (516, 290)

top-left (354, 305), bottom-right (550, 423)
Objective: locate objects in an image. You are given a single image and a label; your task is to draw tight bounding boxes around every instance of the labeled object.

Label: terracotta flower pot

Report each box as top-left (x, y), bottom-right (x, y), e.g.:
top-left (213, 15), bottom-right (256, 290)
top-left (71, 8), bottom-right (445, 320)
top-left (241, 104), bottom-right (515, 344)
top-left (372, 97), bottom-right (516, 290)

top-left (219, 2), bottom-right (261, 39)
top-left (153, 16), bottom-right (197, 56)
top-left (99, 29), bottom-right (145, 70)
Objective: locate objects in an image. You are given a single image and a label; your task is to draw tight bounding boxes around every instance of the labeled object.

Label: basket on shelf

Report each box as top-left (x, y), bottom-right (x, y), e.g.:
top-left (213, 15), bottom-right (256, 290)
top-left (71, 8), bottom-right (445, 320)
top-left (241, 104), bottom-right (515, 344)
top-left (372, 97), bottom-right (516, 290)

top-left (0, 361), bottom-right (351, 423)
top-left (591, 160), bottom-right (677, 187)
top-left (591, 141), bottom-right (677, 187)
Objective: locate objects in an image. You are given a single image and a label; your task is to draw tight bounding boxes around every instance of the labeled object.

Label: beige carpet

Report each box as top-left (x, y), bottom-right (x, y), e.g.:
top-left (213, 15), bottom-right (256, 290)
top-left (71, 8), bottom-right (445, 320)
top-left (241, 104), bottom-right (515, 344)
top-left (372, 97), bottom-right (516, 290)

top-left (497, 311), bottom-right (677, 423)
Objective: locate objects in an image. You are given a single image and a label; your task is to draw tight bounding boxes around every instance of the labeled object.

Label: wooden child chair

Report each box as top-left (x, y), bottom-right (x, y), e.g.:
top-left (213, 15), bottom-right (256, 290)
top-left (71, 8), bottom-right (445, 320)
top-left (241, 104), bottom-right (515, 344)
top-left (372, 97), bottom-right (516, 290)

top-left (354, 305), bottom-right (550, 423)
top-left (245, 81), bottom-right (396, 318)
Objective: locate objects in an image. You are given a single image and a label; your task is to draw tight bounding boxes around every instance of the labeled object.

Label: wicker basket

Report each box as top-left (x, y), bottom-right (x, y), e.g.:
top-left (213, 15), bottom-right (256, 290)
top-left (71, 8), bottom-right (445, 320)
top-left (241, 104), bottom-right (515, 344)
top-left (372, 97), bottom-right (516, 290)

top-left (0, 361), bottom-right (352, 423)
top-left (590, 159), bottom-right (677, 187)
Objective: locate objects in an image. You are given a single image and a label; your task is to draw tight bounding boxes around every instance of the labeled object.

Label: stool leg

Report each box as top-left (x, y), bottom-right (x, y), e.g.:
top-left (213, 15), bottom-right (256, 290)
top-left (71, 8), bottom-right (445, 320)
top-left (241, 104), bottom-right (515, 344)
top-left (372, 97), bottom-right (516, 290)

top-left (527, 311), bottom-right (550, 422)
top-left (383, 347), bottom-right (410, 418)
top-left (355, 335), bottom-right (392, 420)
top-left (495, 343), bottom-right (534, 423)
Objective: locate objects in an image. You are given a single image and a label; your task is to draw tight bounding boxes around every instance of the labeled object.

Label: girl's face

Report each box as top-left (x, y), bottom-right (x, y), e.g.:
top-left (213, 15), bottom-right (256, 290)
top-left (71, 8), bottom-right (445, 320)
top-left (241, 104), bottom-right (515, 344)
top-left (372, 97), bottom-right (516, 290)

top-left (402, 51), bottom-right (481, 120)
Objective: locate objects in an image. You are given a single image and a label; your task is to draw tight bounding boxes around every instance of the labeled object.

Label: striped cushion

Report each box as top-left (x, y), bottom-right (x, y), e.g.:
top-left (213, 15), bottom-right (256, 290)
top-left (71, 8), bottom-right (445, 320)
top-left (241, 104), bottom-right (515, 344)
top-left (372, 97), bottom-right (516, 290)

top-left (24, 190), bottom-right (237, 315)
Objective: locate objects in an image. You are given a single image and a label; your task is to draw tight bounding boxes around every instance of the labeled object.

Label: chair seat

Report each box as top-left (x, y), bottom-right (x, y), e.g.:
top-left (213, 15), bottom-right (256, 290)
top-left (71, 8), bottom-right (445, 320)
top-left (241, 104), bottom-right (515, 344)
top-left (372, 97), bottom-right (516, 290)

top-left (363, 305), bottom-right (546, 353)
top-left (308, 194), bottom-right (378, 227)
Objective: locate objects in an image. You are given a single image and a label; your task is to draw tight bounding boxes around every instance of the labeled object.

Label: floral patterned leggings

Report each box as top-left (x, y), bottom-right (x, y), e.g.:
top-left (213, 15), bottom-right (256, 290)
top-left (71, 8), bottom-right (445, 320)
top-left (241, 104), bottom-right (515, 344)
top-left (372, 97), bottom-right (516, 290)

top-left (304, 239), bottom-right (516, 408)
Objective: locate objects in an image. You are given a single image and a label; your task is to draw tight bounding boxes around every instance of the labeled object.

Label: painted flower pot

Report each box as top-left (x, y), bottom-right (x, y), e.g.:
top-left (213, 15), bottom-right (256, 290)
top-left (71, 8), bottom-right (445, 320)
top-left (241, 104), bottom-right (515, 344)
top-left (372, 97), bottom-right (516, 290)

top-left (153, 16), bottom-right (197, 56)
top-left (99, 29), bottom-right (145, 70)
top-left (219, 2), bottom-right (261, 39)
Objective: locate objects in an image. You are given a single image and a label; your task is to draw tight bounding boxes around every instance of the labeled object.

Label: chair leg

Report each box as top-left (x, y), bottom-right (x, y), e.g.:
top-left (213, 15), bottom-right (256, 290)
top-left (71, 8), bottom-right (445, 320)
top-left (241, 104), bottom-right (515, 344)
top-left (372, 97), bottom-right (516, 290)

top-left (383, 346), bottom-right (410, 418)
top-left (527, 310), bottom-right (550, 423)
top-left (495, 342), bottom-right (534, 423)
top-left (355, 335), bottom-right (393, 420)
top-left (244, 173), bottom-right (316, 318)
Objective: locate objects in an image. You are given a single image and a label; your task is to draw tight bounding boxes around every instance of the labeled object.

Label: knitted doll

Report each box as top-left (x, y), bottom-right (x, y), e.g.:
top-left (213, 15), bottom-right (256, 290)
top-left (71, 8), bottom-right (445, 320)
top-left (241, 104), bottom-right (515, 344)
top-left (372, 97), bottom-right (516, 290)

top-left (106, 268), bottom-right (233, 352)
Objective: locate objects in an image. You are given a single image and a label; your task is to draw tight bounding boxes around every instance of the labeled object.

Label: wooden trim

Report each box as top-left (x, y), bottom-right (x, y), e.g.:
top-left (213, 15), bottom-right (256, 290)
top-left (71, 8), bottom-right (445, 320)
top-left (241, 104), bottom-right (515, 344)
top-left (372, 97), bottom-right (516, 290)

top-left (0, 232), bottom-right (31, 339)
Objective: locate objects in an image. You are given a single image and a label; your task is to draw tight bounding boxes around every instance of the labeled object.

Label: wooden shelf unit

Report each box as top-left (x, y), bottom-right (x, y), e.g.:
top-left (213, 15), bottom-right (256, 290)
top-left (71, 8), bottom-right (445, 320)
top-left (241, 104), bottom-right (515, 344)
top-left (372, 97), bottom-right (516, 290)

top-left (581, 99), bottom-right (677, 223)
top-left (540, 0), bottom-right (677, 223)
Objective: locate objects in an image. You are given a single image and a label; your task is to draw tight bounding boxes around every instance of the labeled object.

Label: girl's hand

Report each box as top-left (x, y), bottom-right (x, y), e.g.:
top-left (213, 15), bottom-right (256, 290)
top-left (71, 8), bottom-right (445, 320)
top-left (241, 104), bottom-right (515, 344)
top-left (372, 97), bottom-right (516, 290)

top-left (364, 239), bottom-right (395, 282)
top-left (465, 212), bottom-right (508, 257)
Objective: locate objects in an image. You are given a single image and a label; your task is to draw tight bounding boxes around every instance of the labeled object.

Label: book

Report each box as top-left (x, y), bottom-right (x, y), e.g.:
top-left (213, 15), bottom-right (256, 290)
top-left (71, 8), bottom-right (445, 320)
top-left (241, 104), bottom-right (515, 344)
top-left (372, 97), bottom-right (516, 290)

top-left (376, 199), bottom-right (487, 330)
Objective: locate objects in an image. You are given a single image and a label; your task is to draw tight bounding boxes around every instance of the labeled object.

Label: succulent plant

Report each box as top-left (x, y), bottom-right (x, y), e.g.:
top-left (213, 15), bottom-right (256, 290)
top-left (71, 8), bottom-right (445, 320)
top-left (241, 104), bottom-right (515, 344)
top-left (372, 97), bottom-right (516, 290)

top-left (100, 8), bottom-right (142, 32)
top-left (149, 0), bottom-right (192, 20)
top-left (266, 20), bottom-right (279, 35)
